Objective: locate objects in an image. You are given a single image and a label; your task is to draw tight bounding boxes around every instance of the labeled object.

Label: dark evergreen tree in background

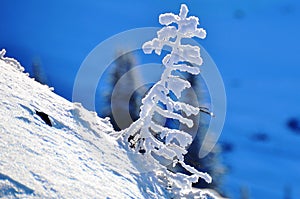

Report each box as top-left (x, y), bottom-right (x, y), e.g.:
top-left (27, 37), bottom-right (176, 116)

top-left (32, 58), bottom-right (48, 85)
top-left (99, 51), bottom-right (140, 131)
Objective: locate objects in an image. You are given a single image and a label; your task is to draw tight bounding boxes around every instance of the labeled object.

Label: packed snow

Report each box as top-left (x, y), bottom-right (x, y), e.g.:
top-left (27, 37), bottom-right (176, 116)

top-left (0, 57), bottom-right (170, 198)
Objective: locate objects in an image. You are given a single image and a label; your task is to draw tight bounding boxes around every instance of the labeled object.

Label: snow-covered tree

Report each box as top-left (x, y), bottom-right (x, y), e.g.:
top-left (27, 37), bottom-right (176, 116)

top-left (116, 4), bottom-right (220, 198)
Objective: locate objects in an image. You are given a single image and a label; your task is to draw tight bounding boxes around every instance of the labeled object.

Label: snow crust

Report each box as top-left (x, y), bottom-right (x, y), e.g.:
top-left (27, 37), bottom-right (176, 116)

top-left (0, 58), bottom-right (169, 198)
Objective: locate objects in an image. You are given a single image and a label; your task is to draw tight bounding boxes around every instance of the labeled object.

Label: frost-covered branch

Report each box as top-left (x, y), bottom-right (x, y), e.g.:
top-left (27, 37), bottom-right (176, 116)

top-left (0, 49), bottom-right (24, 72)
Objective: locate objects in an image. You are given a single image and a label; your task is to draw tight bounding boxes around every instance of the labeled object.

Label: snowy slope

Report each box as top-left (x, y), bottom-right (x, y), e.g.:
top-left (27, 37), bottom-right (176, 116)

top-left (0, 59), bottom-right (169, 198)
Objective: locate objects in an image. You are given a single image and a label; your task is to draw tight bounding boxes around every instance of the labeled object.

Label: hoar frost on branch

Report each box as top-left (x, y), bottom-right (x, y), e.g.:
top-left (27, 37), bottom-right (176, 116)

top-left (0, 49), bottom-right (24, 72)
top-left (115, 4), bottom-right (219, 198)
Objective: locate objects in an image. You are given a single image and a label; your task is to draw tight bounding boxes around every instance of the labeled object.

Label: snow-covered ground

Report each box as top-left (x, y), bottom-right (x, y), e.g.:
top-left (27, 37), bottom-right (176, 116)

top-left (0, 59), bottom-right (169, 198)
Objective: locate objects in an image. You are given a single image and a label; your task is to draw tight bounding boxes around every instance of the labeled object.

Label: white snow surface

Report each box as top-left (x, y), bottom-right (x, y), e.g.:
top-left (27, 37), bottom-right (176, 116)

top-left (0, 59), bottom-right (168, 198)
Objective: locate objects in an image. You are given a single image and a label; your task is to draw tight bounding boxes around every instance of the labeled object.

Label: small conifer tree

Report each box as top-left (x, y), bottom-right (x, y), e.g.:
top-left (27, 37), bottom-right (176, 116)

top-left (117, 4), bottom-right (220, 198)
